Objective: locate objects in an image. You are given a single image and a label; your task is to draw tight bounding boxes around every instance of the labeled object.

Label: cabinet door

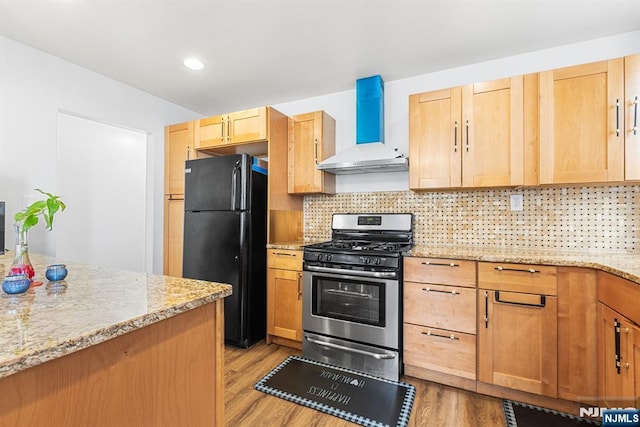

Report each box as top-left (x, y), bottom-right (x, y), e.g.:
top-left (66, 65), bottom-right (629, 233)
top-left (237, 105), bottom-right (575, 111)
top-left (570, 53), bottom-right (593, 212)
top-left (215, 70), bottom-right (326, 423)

top-left (195, 115), bottom-right (226, 149)
top-left (267, 268), bottom-right (302, 342)
top-left (163, 196), bottom-right (184, 277)
top-left (478, 289), bottom-right (558, 397)
top-left (228, 107), bottom-right (268, 144)
top-left (462, 77), bottom-right (524, 187)
top-left (625, 54), bottom-right (640, 181)
top-left (540, 58), bottom-right (624, 184)
top-left (165, 122), bottom-right (193, 195)
top-left (597, 303), bottom-right (636, 408)
top-left (557, 267), bottom-right (597, 403)
top-left (288, 111), bottom-right (336, 194)
top-left (409, 88), bottom-right (462, 189)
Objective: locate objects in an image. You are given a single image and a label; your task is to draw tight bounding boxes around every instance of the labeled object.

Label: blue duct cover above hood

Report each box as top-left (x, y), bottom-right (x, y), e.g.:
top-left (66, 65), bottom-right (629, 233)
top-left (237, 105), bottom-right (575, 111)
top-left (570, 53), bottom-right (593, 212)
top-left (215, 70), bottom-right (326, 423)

top-left (356, 75), bottom-right (385, 144)
top-left (317, 75), bottom-right (409, 174)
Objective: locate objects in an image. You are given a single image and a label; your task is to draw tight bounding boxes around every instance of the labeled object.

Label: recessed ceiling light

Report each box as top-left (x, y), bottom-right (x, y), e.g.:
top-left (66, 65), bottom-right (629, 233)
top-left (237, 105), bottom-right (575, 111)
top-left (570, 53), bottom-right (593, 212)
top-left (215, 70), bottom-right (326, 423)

top-left (183, 57), bottom-right (204, 70)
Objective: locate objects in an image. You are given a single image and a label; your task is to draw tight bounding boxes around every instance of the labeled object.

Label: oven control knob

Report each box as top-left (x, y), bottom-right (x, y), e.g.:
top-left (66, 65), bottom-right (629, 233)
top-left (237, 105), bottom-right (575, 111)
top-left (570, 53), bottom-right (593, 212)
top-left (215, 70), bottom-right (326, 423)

top-left (373, 257), bottom-right (381, 265)
top-left (363, 257), bottom-right (370, 264)
top-left (326, 254), bottom-right (332, 262)
top-left (316, 254), bottom-right (324, 261)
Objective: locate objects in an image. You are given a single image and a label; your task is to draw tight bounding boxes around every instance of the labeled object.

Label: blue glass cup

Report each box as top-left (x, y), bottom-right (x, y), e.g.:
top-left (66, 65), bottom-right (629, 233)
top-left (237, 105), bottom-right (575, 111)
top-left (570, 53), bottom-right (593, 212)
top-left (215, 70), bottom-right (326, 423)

top-left (2, 274), bottom-right (31, 294)
top-left (45, 264), bottom-right (68, 282)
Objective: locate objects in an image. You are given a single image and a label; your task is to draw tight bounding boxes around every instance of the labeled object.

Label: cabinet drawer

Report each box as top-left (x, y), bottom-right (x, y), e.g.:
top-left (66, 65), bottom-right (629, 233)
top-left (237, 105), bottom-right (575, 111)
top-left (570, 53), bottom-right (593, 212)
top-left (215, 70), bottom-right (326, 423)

top-left (404, 282), bottom-right (476, 334)
top-left (597, 271), bottom-right (640, 325)
top-left (404, 324), bottom-right (476, 380)
top-left (404, 257), bottom-right (476, 287)
top-left (478, 262), bottom-right (557, 295)
top-left (267, 249), bottom-right (302, 270)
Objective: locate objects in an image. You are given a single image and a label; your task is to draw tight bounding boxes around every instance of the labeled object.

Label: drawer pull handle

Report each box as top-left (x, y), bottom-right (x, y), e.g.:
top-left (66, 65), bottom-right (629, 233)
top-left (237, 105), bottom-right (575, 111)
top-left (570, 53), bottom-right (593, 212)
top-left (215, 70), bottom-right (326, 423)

top-left (494, 266), bottom-right (539, 274)
top-left (274, 252), bottom-right (297, 257)
top-left (421, 261), bottom-right (459, 267)
top-left (422, 287), bottom-right (459, 295)
top-left (423, 331), bottom-right (459, 341)
top-left (495, 291), bottom-right (545, 307)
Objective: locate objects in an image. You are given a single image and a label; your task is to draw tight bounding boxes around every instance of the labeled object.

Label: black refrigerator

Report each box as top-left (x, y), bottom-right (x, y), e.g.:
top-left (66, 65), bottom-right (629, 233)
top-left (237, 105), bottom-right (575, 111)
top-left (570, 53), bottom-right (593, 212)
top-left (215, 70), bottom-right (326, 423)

top-left (182, 154), bottom-right (267, 348)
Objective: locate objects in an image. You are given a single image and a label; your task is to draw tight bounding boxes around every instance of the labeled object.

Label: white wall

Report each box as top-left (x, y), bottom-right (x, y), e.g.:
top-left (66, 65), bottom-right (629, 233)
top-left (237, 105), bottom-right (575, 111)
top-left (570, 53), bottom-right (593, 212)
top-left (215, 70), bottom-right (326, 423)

top-left (273, 30), bottom-right (640, 193)
top-left (0, 35), bottom-right (200, 274)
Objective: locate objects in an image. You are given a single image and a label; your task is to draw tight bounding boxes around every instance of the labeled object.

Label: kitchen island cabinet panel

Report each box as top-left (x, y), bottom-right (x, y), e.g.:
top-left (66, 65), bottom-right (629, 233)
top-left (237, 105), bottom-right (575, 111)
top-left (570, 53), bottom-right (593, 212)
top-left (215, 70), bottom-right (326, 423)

top-left (0, 253), bottom-right (230, 426)
top-left (0, 301), bottom-right (224, 427)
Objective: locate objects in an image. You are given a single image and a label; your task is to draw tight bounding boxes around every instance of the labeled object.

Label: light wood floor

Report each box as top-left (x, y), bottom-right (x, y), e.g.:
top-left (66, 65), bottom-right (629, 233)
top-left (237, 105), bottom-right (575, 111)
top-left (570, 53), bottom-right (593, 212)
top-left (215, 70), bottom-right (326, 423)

top-left (224, 341), bottom-right (505, 426)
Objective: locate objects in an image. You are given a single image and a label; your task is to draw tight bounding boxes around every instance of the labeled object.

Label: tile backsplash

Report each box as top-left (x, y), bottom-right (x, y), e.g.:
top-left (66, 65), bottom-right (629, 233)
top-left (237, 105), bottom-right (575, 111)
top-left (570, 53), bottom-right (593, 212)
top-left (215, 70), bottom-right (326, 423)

top-left (304, 185), bottom-right (640, 253)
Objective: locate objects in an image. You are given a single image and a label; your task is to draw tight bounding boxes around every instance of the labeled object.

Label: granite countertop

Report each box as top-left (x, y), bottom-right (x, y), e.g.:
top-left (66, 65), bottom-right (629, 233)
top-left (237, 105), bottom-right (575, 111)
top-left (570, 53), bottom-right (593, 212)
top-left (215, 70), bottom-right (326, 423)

top-left (0, 252), bottom-right (232, 379)
top-left (267, 241), bottom-right (319, 251)
top-left (409, 245), bottom-right (640, 285)
top-left (268, 241), bottom-right (640, 285)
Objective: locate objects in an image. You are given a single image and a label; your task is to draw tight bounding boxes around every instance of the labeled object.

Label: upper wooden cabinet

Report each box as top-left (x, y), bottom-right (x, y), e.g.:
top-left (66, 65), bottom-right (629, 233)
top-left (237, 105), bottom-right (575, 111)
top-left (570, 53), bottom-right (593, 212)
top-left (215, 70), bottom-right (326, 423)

top-left (625, 55), bottom-right (640, 181)
top-left (410, 76), bottom-right (535, 189)
top-left (288, 111), bottom-right (336, 195)
top-left (409, 87), bottom-right (461, 189)
top-left (164, 121), bottom-right (194, 195)
top-left (195, 107), bottom-right (268, 154)
top-left (539, 58), bottom-right (625, 184)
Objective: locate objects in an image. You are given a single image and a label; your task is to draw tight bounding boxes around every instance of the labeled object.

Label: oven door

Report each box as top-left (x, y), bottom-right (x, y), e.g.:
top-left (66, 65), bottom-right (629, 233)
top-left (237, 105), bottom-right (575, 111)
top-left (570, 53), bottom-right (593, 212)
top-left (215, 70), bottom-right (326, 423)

top-left (302, 269), bottom-right (399, 350)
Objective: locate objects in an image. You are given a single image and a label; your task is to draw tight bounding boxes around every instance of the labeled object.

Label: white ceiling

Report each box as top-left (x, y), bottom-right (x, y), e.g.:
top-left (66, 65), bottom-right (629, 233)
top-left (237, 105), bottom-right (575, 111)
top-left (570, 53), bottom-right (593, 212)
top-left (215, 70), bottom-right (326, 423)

top-left (1, 0), bottom-right (640, 115)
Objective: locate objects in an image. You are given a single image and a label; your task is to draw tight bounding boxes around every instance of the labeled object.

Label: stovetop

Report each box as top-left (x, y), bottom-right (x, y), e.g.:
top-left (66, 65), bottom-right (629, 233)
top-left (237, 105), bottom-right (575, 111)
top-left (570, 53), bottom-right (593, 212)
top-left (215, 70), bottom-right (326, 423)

top-left (304, 239), bottom-right (413, 254)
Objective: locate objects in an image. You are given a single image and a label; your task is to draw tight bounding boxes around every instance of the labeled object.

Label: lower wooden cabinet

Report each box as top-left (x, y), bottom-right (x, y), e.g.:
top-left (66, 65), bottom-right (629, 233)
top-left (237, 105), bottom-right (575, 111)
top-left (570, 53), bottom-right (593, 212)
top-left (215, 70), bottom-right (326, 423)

top-left (403, 257), bottom-right (477, 390)
top-left (557, 268), bottom-right (598, 403)
top-left (477, 262), bottom-right (558, 398)
top-left (266, 249), bottom-right (303, 349)
top-left (597, 303), bottom-right (638, 408)
top-left (597, 271), bottom-right (640, 408)
top-left (404, 324), bottom-right (476, 380)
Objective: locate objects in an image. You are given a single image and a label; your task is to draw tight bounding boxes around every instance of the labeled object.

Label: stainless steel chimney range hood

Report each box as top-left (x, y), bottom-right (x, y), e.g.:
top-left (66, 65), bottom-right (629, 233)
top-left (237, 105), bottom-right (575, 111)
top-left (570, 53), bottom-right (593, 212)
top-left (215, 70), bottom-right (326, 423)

top-left (317, 75), bottom-right (409, 175)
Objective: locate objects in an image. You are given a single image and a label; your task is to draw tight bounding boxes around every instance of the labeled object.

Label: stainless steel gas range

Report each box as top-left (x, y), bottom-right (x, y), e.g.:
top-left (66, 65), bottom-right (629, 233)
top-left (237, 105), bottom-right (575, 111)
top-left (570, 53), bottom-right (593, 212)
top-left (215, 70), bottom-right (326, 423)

top-left (302, 213), bottom-right (413, 381)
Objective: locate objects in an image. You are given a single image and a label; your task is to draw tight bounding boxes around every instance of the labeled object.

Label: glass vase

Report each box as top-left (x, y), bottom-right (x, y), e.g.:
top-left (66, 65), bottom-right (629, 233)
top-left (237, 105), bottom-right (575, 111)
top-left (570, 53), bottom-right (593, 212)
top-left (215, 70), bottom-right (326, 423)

top-left (9, 225), bottom-right (34, 281)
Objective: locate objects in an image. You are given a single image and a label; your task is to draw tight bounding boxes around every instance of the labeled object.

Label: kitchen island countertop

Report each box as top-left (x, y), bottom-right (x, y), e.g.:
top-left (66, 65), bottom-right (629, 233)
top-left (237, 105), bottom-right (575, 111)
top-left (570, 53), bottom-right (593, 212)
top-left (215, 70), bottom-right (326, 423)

top-left (0, 252), bottom-right (232, 379)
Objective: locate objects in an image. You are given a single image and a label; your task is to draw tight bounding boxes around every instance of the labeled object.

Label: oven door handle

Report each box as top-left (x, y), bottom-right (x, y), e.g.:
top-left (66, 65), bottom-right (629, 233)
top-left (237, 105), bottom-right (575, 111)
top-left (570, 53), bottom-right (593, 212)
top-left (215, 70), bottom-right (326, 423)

top-left (305, 265), bottom-right (397, 279)
top-left (304, 335), bottom-right (397, 360)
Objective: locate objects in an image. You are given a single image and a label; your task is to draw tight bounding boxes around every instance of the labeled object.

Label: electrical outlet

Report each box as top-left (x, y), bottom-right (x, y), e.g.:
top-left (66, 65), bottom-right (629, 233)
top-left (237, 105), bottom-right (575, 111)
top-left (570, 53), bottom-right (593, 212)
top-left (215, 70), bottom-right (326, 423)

top-left (510, 194), bottom-right (523, 212)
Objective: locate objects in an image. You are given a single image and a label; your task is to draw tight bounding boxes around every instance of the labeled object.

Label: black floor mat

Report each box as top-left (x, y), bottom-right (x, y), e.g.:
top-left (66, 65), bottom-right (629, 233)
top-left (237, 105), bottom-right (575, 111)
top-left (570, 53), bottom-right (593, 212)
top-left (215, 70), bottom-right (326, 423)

top-left (255, 355), bottom-right (415, 427)
top-left (503, 400), bottom-right (601, 427)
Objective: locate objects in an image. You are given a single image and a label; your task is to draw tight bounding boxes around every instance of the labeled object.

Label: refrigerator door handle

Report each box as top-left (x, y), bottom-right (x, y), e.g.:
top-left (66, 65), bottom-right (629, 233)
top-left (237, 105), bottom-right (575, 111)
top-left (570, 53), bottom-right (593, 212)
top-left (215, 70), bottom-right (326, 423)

top-left (231, 160), bottom-right (241, 210)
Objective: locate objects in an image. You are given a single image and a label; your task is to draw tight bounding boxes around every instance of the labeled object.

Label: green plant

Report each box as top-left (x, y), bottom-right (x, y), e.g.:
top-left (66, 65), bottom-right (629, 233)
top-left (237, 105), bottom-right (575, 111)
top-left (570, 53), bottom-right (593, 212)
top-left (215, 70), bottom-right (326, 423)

top-left (14, 189), bottom-right (66, 235)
